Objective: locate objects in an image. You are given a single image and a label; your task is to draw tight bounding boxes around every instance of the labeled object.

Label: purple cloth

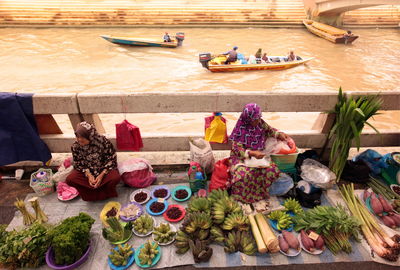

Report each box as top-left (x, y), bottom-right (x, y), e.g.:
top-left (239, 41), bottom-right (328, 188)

top-left (229, 103), bottom-right (265, 150)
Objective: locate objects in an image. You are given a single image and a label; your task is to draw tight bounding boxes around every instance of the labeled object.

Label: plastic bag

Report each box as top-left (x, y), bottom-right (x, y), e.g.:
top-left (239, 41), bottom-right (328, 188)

top-left (116, 119), bottom-right (143, 151)
top-left (269, 173), bottom-right (294, 196)
top-left (52, 157), bottom-right (74, 183)
top-left (264, 137), bottom-right (297, 155)
top-left (204, 112), bottom-right (228, 144)
top-left (209, 158), bottom-right (230, 192)
top-left (300, 159), bottom-right (336, 189)
top-left (353, 149), bottom-right (388, 175)
top-left (189, 138), bottom-right (215, 174)
top-left (118, 158), bottom-right (156, 188)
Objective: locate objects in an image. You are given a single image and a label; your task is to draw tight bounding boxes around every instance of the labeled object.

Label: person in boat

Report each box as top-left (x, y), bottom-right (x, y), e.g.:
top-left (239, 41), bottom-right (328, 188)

top-left (286, 50), bottom-right (297, 62)
top-left (223, 46), bottom-right (238, 64)
top-left (343, 30), bottom-right (354, 38)
top-left (227, 103), bottom-right (289, 203)
top-left (247, 54), bottom-right (257, 65)
top-left (255, 48), bottom-right (262, 64)
top-left (163, 32), bottom-right (172, 42)
top-left (66, 121), bottom-right (121, 201)
top-left (261, 53), bottom-right (270, 63)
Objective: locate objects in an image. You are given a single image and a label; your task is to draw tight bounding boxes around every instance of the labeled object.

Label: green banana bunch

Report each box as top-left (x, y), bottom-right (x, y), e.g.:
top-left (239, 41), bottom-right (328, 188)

top-left (208, 189), bottom-right (229, 204)
top-left (212, 198), bottom-right (242, 224)
top-left (239, 231), bottom-right (257, 255)
top-left (277, 214), bottom-right (292, 230)
top-left (223, 231), bottom-right (257, 255)
top-left (138, 241), bottom-right (159, 265)
top-left (182, 212), bottom-right (212, 235)
top-left (283, 198), bottom-right (303, 215)
top-left (268, 210), bottom-right (286, 221)
top-left (133, 215), bottom-right (154, 235)
top-left (175, 230), bottom-right (190, 254)
top-left (222, 212), bottom-right (249, 231)
top-left (108, 244), bottom-right (133, 266)
top-left (188, 197), bottom-right (211, 215)
top-left (153, 223), bottom-right (176, 244)
top-left (210, 226), bottom-right (225, 244)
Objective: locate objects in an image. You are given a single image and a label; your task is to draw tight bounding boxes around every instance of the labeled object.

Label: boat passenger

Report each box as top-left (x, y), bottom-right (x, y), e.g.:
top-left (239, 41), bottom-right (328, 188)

top-left (163, 32), bottom-right (172, 42)
top-left (248, 55), bottom-right (257, 64)
top-left (343, 30), bottom-right (354, 38)
top-left (255, 48), bottom-right (262, 64)
top-left (223, 46), bottom-right (238, 64)
top-left (261, 53), bottom-right (270, 63)
top-left (66, 121), bottom-right (121, 201)
top-left (287, 50), bottom-right (297, 62)
top-left (227, 103), bottom-right (288, 203)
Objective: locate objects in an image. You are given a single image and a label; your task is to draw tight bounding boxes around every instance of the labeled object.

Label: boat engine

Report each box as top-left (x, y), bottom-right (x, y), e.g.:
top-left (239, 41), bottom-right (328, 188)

top-left (199, 53), bottom-right (211, 69)
top-left (175, 32), bottom-right (185, 46)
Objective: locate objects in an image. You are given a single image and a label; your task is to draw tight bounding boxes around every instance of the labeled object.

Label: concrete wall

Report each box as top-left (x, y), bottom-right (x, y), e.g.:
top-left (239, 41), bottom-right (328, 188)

top-left (32, 91), bottom-right (400, 153)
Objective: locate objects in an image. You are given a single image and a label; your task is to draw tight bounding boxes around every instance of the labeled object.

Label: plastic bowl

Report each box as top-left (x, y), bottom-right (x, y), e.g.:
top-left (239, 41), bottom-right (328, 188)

top-left (119, 201), bottom-right (143, 222)
top-left (108, 246), bottom-right (135, 270)
top-left (134, 243), bottom-right (161, 268)
top-left (171, 186), bottom-right (192, 202)
top-left (133, 216), bottom-right (156, 237)
top-left (130, 189), bottom-right (151, 205)
top-left (146, 198), bottom-right (168, 216)
top-left (151, 185), bottom-right (171, 200)
top-left (46, 240), bottom-right (91, 270)
top-left (152, 223), bottom-right (177, 246)
top-left (163, 204), bottom-right (186, 223)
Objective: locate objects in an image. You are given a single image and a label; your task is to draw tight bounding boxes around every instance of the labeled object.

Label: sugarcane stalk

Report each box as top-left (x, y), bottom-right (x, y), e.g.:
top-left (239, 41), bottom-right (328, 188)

top-left (14, 198), bottom-right (36, 226)
top-left (28, 197), bottom-right (48, 223)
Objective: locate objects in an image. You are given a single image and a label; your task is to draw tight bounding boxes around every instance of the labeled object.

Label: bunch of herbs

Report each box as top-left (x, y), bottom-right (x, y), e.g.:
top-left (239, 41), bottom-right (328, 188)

top-left (328, 87), bottom-right (381, 181)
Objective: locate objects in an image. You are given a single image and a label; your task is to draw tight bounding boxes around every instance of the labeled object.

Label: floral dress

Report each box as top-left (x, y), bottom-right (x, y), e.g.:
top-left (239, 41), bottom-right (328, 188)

top-left (228, 122), bottom-right (281, 203)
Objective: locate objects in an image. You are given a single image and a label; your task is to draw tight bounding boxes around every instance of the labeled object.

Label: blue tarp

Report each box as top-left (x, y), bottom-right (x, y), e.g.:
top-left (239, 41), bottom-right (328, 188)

top-left (0, 92), bottom-right (52, 166)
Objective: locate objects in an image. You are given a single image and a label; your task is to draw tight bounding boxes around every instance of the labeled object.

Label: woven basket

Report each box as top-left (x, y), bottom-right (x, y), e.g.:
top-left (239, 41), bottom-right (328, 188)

top-left (30, 168), bottom-right (54, 196)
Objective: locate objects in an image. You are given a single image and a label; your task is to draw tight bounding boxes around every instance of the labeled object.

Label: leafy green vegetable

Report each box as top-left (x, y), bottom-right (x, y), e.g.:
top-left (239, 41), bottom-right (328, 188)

top-left (102, 217), bottom-right (132, 243)
top-left (49, 212), bottom-right (94, 265)
top-left (328, 87), bottom-right (381, 181)
top-left (0, 222), bottom-right (50, 269)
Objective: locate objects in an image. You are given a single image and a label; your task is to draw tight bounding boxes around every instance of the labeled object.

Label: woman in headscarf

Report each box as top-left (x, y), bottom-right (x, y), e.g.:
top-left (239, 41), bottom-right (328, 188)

top-left (66, 121), bottom-right (120, 201)
top-left (228, 103), bottom-right (288, 203)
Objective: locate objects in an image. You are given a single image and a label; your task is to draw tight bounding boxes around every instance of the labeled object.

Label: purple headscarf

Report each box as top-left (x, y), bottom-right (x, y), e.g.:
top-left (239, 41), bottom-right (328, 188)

top-left (229, 103), bottom-right (266, 150)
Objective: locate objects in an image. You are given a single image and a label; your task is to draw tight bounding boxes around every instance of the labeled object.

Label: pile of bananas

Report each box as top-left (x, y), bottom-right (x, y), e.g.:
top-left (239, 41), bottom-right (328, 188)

top-left (108, 244), bottom-right (133, 266)
top-left (138, 241), bottom-right (159, 266)
top-left (153, 223), bottom-right (176, 244)
top-left (221, 212), bottom-right (249, 231)
top-left (207, 189), bottom-right (229, 204)
top-left (224, 231), bottom-right (257, 255)
top-left (181, 212), bottom-right (212, 238)
top-left (283, 198), bottom-right (304, 215)
top-left (268, 210), bottom-right (292, 230)
top-left (188, 197), bottom-right (211, 215)
top-left (189, 239), bottom-right (213, 263)
top-left (175, 230), bottom-right (191, 254)
top-left (210, 226), bottom-right (225, 244)
top-left (212, 198), bottom-right (242, 224)
top-left (133, 215), bottom-right (154, 235)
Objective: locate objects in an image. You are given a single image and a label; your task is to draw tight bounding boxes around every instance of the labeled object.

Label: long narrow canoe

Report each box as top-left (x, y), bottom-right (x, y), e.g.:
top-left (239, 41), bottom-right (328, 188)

top-left (199, 54), bottom-right (313, 73)
top-left (101, 33), bottom-right (184, 48)
top-left (303, 19), bottom-right (358, 44)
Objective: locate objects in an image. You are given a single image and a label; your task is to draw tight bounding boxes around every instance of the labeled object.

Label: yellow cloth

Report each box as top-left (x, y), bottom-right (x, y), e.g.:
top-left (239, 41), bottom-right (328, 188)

top-left (205, 116), bottom-right (227, 143)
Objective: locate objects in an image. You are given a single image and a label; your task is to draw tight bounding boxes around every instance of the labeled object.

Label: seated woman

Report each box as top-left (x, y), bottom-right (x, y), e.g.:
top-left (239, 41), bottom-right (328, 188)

top-left (286, 50), bottom-right (297, 61)
top-left (66, 121), bottom-right (121, 201)
top-left (227, 103), bottom-right (288, 204)
top-left (261, 53), bottom-right (270, 63)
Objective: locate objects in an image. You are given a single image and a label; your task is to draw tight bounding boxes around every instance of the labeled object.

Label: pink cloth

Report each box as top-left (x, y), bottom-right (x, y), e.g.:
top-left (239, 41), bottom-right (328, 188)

top-left (57, 182), bottom-right (79, 200)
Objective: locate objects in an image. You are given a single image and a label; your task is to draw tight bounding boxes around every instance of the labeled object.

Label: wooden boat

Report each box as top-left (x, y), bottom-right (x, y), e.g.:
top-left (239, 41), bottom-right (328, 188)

top-left (199, 53), bottom-right (313, 73)
top-left (303, 19), bottom-right (358, 44)
top-left (100, 32), bottom-right (184, 48)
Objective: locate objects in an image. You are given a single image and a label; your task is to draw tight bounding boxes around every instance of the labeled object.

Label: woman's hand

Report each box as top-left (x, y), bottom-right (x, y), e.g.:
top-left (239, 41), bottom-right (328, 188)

top-left (249, 150), bottom-right (265, 159)
top-left (93, 171), bottom-right (106, 189)
top-left (277, 132), bottom-right (289, 141)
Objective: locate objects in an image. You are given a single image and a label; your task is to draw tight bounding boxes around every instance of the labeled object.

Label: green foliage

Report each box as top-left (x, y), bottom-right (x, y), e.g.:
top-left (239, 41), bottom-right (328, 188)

top-left (328, 87), bottom-right (382, 180)
top-left (49, 212), bottom-right (95, 265)
top-left (0, 222), bottom-right (51, 269)
top-left (102, 217), bottom-right (133, 243)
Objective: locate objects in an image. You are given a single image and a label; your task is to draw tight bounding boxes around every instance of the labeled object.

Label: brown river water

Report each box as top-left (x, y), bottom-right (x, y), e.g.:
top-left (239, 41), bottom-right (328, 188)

top-left (1, 27), bottom-right (399, 135)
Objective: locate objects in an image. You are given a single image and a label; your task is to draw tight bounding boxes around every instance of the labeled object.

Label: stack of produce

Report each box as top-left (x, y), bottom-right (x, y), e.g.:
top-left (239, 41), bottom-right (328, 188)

top-left (28, 197), bottom-right (48, 224)
top-left (133, 215), bottom-right (154, 235)
top-left (0, 222), bottom-right (50, 269)
top-left (363, 190), bottom-right (400, 228)
top-left (340, 184), bottom-right (400, 261)
top-left (138, 241), bottom-right (159, 266)
top-left (153, 223), bottom-right (176, 244)
top-left (278, 230), bottom-right (300, 253)
top-left (368, 177), bottom-right (400, 200)
top-left (268, 211), bottom-right (292, 231)
top-left (49, 213), bottom-right (95, 265)
top-left (249, 213), bottom-right (279, 253)
top-left (392, 200), bottom-right (400, 213)
top-left (14, 198), bottom-right (35, 226)
top-left (299, 229), bottom-right (325, 252)
top-left (108, 244), bottom-right (133, 267)
top-left (283, 198), bottom-right (304, 215)
top-left (102, 217), bottom-right (133, 243)
top-left (293, 205), bottom-right (360, 254)
top-left (175, 189), bottom-right (257, 262)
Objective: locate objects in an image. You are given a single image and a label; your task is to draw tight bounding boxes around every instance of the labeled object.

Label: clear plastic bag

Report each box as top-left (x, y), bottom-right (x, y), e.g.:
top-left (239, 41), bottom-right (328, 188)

top-left (269, 173), bottom-right (294, 196)
top-left (300, 159), bottom-right (336, 189)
